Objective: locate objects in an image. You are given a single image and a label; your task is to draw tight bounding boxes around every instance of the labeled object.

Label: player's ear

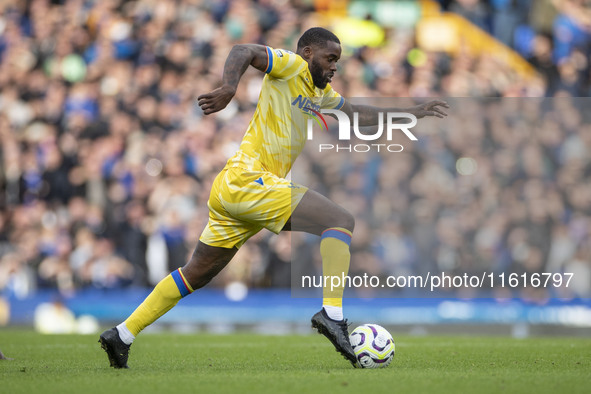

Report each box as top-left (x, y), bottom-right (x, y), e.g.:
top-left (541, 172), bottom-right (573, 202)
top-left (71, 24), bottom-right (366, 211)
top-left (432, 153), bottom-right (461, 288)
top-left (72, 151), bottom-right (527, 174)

top-left (300, 46), bottom-right (313, 61)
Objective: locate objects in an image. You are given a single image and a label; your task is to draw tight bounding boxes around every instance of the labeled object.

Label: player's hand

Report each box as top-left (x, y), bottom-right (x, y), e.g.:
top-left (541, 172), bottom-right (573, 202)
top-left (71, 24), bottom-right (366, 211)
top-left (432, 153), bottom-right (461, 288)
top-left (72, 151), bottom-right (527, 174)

top-left (197, 85), bottom-right (236, 115)
top-left (412, 100), bottom-right (449, 119)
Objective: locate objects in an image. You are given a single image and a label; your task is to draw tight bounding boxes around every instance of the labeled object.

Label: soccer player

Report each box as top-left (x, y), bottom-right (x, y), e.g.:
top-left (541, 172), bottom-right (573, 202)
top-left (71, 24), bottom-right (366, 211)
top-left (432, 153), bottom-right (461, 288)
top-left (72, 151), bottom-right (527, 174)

top-left (99, 27), bottom-right (448, 368)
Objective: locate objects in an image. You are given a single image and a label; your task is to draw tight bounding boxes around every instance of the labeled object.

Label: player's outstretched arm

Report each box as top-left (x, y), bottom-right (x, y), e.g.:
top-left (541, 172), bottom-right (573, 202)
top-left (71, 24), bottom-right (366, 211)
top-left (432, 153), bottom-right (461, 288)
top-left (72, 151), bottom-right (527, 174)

top-left (342, 100), bottom-right (449, 126)
top-left (197, 44), bottom-right (269, 115)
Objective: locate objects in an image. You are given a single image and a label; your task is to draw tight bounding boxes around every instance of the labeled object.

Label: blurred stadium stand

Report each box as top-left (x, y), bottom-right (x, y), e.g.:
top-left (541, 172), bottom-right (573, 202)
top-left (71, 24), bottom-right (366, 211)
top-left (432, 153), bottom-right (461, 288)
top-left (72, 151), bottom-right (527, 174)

top-left (0, 0), bottom-right (590, 332)
top-left (4, 289), bottom-right (591, 336)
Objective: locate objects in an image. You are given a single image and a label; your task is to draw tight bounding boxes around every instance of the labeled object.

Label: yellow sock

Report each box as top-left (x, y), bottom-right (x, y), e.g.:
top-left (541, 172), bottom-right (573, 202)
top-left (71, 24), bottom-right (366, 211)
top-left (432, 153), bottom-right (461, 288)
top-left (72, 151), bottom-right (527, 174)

top-left (124, 269), bottom-right (193, 336)
top-left (320, 227), bottom-right (352, 318)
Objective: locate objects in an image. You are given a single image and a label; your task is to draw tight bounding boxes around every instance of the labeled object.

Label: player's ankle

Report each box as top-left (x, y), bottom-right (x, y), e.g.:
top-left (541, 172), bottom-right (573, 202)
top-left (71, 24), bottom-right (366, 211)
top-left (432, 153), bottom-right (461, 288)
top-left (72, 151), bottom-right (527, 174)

top-left (322, 305), bottom-right (343, 321)
top-left (116, 323), bottom-right (135, 345)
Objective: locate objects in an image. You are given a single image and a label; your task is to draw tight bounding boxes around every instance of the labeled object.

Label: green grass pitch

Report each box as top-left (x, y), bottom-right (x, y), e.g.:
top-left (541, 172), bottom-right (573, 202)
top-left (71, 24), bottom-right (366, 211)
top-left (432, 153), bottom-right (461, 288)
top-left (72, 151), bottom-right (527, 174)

top-left (1, 329), bottom-right (589, 394)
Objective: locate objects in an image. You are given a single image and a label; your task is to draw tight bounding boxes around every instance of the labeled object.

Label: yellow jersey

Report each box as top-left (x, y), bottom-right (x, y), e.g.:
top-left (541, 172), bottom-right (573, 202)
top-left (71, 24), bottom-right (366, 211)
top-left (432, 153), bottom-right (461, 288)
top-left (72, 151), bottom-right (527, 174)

top-left (226, 46), bottom-right (345, 178)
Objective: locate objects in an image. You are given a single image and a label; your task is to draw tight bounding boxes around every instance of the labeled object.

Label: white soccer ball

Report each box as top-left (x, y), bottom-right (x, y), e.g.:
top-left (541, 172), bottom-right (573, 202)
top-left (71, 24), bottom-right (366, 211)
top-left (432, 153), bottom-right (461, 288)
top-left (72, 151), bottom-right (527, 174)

top-left (349, 324), bottom-right (395, 368)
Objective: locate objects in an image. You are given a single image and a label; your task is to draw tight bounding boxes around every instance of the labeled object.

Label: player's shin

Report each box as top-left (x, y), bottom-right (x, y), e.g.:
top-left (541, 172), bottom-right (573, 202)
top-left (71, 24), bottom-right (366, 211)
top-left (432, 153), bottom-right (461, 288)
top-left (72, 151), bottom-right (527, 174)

top-left (118, 268), bottom-right (194, 343)
top-left (320, 227), bottom-right (352, 321)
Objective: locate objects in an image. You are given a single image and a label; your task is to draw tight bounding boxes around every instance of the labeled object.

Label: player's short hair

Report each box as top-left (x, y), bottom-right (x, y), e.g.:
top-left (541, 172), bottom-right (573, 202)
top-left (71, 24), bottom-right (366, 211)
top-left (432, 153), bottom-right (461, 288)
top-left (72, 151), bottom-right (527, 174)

top-left (296, 27), bottom-right (340, 50)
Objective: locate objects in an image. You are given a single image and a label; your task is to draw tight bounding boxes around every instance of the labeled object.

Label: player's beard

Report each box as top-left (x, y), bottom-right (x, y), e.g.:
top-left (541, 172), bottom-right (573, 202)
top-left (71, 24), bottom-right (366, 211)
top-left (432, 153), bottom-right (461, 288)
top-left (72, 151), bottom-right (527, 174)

top-left (309, 58), bottom-right (328, 89)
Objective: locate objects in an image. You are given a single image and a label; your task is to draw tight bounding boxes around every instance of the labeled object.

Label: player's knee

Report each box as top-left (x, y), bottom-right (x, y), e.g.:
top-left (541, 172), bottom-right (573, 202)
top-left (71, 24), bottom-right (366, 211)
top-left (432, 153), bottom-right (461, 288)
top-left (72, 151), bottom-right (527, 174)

top-left (336, 210), bottom-right (355, 233)
top-left (182, 263), bottom-right (216, 290)
top-left (182, 244), bottom-right (235, 290)
top-left (191, 274), bottom-right (214, 290)
top-left (182, 265), bottom-right (214, 290)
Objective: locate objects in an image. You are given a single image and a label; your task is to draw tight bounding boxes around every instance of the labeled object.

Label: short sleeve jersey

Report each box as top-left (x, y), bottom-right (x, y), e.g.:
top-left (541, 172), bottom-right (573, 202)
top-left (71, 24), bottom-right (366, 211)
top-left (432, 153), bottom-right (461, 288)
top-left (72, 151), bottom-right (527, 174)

top-left (227, 46), bottom-right (345, 178)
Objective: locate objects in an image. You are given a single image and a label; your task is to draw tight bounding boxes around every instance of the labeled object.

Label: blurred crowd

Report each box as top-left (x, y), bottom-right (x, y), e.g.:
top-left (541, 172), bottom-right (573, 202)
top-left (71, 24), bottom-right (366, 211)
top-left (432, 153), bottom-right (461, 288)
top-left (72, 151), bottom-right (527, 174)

top-left (294, 97), bottom-right (591, 299)
top-left (0, 0), bottom-right (590, 299)
top-left (439, 0), bottom-right (591, 96)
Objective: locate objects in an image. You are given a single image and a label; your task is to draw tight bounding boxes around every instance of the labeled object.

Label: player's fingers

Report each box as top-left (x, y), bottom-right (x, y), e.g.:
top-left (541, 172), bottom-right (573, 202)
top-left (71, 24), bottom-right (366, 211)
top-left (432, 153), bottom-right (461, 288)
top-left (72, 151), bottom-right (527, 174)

top-left (431, 100), bottom-right (450, 108)
top-left (202, 105), bottom-right (216, 115)
top-left (198, 95), bottom-right (214, 104)
top-left (200, 101), bottom-right (217, 114)
top-left (197, 92), bottom-right (213, 101)
top-left (202, 100), bottom-right (226, 115)
top-left (200, 97), bottom-right (222, 112)
top-left (432, 108), bottom-right (448, 117)
top-left (205, 106), bottom-right (223, 115)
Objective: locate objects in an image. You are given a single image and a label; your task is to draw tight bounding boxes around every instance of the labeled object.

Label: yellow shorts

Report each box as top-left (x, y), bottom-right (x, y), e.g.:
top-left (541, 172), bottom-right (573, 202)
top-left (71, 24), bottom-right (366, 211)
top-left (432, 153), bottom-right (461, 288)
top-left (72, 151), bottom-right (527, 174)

top-left (199, 166), bottom-right (308, 249)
